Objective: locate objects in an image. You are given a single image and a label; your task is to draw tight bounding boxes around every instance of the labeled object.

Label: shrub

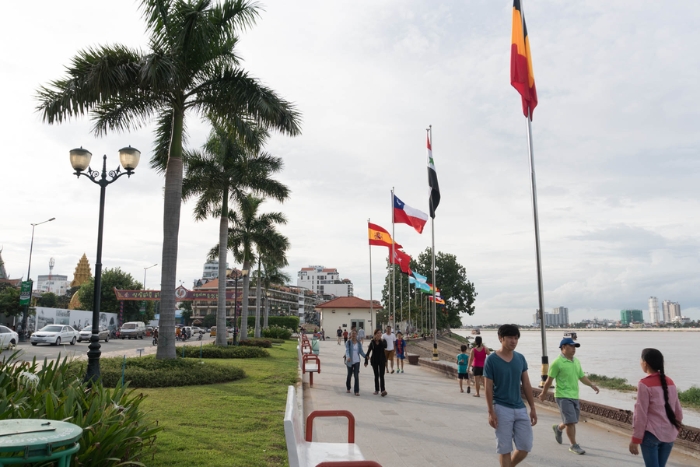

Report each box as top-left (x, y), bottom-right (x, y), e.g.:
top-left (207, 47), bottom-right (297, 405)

top-left (586, 373), bottom-right (636, 391)
top-left (247, 315), bottom-right (299, 330)
top-left (239, 338), bottom-right (272, 348)
top-left (0, 351), bottom-right (160, 466)
top-left (679, 386), bottom-right (700, 409)
top-left (263, 325), bottom-right (292, 340)
top-left (180, 344), bottom-right (270, 359)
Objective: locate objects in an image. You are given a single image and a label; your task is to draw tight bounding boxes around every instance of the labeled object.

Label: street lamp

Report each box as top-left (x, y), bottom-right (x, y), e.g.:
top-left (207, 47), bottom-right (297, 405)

top-left (19, 217), bottom-right (55, 340)
top-left (233, 269), bottom-right (248, 345)
top-left (144, 264), bottom-right (158, 290)
top-left (70, 145), bottom-right (140, 383)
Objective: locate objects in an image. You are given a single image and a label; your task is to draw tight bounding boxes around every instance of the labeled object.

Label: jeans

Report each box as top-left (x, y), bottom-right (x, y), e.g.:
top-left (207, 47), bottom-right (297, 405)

top-left (346, 362), bottom-right (360, 393)
top-left (372, 362), bottom-right (386, 392)
top-left (641, 431), bottom-right (674, 467)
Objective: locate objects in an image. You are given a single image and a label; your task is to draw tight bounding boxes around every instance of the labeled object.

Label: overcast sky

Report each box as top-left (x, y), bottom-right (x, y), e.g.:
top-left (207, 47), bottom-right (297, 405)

top-left (2, 0), bottom-right (699, 325)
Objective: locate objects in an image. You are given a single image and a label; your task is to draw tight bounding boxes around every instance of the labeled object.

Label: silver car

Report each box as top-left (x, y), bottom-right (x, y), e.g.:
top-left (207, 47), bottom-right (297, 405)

top-left (78, 326), bottom-right (110, 343)
top-left (0, 325), bottom-right (19, 350)
top-left (30, 325), bottom-right (79, 346)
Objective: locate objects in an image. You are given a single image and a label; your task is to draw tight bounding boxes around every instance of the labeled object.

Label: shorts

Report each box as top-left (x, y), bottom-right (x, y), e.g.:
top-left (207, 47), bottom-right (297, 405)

top-left (385, 349), bottom-right (395, 360)
top-left (396, 353), bottom-right (405, 360)
top-left (493, 404), bottom-right (533, 455)
top-left (458, 372), bottom-right (469, 380)
top-left (556, 398), bottom-right (580, 424)
top-left (472, 366), bottom-right (484, 376)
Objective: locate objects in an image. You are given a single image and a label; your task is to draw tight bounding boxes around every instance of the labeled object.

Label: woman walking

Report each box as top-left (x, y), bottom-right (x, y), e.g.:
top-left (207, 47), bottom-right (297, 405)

top-left (365, 329), bottom-right (388, 396)
top-left (467, 336), bottom-right (490, 397)
top-left (629, 348), bottom-right (683, 467)
top-left (345, 330), bottom-right (366, 396)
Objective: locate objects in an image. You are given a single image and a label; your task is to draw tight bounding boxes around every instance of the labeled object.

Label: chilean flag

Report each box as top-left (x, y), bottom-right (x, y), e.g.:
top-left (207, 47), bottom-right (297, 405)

top-left (393, 194), bottom-right (428, 234)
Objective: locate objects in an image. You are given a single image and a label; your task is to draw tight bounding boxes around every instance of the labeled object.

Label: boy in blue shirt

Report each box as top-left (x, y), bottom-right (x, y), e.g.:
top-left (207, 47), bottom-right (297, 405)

top-left (484, 324), bottom-right (537, 467)
top-left (457, 344), bottom-right (471, 393)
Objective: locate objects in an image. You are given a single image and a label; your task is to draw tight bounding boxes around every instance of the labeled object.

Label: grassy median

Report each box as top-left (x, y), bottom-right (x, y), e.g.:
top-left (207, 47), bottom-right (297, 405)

top-left (140, 341), bottom-right (298, 467)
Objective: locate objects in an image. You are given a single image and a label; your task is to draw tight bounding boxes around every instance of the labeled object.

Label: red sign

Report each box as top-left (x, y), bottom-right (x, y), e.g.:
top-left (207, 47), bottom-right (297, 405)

top-left (113, 286), bottom-right (242, 301)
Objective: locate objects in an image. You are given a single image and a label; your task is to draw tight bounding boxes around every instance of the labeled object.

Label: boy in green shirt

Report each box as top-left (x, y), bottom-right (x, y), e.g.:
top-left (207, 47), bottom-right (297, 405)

top-left (539, 337), bottom-right (599, 455)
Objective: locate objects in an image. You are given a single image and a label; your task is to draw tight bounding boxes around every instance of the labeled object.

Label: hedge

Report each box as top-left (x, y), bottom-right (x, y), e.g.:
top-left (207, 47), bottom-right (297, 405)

top-left (246, 315), bottom-right (299, 330)
top-left (180, 344), bottom-right (270, 358)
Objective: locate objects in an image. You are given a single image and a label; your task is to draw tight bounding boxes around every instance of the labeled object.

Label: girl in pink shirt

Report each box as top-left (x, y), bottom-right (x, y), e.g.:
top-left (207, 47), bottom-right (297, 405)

top-left (629, 348), bottom-right (683, 467)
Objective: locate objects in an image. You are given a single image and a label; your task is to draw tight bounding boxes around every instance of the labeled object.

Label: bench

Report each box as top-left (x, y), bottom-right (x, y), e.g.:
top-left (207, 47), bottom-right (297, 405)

top-left (284, 386), bottom-right (380, 467)
top-left (302, 354), bottom-right (321, 387)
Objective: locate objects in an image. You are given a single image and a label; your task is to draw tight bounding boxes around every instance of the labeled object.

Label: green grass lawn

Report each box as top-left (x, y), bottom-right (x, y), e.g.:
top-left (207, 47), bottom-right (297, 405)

top-left (139, 341), bottom-right (298, 467)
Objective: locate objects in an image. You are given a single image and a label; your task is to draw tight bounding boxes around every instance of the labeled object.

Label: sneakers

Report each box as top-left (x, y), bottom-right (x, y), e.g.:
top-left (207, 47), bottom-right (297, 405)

top-left (553, 425), bottom-right (563, 445)
top-left (569, 444), bottom-right (585, 455)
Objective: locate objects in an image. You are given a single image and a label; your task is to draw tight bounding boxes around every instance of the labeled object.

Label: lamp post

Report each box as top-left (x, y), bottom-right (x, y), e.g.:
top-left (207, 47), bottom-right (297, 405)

top-left (19, 217), bottom-right (55, 340)
top-left (233, 269), bottom-right (248, 345)
top-left (70, 146), bottom-right (140, 383)
top-left (144, 264), bottom-right (158, 290)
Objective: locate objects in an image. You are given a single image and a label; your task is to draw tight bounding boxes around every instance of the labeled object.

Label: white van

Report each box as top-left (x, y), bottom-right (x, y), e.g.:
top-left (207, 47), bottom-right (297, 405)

top-left (120, 321), bottom-right (146, 339)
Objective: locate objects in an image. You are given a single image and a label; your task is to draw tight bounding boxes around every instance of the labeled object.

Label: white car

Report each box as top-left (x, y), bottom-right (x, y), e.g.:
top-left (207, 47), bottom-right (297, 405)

top-left (0, 325), bottom-right (19, 350)
top-left (30, 325), bottom-right (79, 346)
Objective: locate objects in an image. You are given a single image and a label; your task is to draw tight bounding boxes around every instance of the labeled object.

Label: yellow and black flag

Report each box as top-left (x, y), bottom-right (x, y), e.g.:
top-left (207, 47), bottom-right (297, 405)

top-left (511, 0), bottom-right (538, 119)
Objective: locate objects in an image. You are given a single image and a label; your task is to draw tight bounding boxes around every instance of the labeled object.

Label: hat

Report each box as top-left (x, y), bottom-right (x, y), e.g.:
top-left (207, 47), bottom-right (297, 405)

top-left (559, 337), bottom-right (580, 348)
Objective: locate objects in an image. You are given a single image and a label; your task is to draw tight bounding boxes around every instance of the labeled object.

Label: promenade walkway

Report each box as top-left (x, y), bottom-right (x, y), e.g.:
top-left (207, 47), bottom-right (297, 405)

top-left (304, 339), bottom-right (697, 467)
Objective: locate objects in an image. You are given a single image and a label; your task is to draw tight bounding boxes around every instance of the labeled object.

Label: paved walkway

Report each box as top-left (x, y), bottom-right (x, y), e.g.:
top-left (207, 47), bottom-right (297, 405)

top-left (304, 339), bottom-right (697, 467)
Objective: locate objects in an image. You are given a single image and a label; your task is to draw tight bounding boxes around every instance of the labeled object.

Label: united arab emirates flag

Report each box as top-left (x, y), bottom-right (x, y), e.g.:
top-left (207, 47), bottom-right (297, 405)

top-left (427, 133), bottom-right (440, 218)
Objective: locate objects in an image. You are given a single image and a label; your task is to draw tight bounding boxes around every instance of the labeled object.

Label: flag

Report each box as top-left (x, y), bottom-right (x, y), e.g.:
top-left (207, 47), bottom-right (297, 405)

top-left (428, 295), bottom-right (446, 305)
top-left (393, 194), bottom-right (428, 234)
top-left (368, 222), bottom-right (402, 250)
top-left (390, 248), bottom-right (412, 275)
top-left (409, 276), bottom-right (431, 293)
top-left (511, 0), bottom-right (538, 118)
top-left (412, 271), bottom-right (427, 283)
top-left (427, 134), bottom-right (440, 218)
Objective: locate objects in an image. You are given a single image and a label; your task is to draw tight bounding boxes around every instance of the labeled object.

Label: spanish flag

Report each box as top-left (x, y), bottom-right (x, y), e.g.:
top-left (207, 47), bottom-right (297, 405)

top-left (511, 0), bottom-right (538, 119)
top-left (368, 222), bottom-right (402, 249)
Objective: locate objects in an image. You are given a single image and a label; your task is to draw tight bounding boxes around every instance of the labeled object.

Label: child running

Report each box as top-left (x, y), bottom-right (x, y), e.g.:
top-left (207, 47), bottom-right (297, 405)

top-left (395, 332), bottom-right (406, 373)
top-left (629, 348), bottom-right (683, 467)
top-left (457, 344), bottom-right (470, 393)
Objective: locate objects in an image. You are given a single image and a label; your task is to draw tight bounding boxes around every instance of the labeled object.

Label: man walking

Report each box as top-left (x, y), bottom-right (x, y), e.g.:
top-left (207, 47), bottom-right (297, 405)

top-left (337, 326), bottom-right (342, 345)
top-left (539, 337), bottom-right (599, 455)
top-left (484, 324), bottom-right (537, 467)
top-left (382, 325), bottom-right (397, 374)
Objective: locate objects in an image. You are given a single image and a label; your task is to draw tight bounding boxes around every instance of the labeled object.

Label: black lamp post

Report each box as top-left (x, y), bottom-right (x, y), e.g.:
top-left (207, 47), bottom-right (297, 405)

top-left (19, 217), bottom-right (55, 340)
top-left (232, 269), bottom-right (248, 345)
top-left (70, 146), bottom-right (140, 383)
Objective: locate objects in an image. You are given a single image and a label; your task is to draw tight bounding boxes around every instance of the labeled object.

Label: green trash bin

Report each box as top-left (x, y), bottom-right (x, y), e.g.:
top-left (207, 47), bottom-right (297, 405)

top-left (311, 337), bottom-right (320, 355)
top-left (0, 419), bottom-right (82, 466)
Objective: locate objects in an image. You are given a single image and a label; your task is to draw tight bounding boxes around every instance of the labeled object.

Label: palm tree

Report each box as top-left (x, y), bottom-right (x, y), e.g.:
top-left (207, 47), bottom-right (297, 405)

top-left (226, 195), bottom-right (286, 340)
top-left (253, 230), bottom-right (289, 337)
top-left (36, 0), bottom-right (301, 359)
top-left (182, 120), bottom-right (289, 346)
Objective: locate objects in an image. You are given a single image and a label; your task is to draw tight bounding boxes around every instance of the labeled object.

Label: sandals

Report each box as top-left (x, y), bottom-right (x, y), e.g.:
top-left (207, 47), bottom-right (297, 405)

top-left (381, 391), bottom-right (387, 397)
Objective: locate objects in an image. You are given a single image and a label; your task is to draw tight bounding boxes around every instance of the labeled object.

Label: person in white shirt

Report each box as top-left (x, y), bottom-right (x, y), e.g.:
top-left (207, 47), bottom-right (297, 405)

top-left (358, 327), bottom-right (365, 342)
top-left (382, 326), bottom-right (397, 374)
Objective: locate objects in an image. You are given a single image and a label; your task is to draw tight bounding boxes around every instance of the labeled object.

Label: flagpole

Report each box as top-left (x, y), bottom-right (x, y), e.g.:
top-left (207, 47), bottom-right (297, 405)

top-left (428, 125), bottom-right (438, 361)
top-left (400, 271), bottom-right (403, 331)
top-left (391, 187), bottom-right (396, 330)
top-left (368, 219), bottom-right (374, 332)
top-left (408, 280), bottom-right (411, 336)
top-left (519, 0), bottom-right (548, 388)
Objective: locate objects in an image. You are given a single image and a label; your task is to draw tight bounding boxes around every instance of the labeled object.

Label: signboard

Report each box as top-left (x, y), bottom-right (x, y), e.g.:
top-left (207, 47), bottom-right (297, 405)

top-left (113, 286), bottom-right (242, 301)
top-left (19, 281), bottom-right (32, 306)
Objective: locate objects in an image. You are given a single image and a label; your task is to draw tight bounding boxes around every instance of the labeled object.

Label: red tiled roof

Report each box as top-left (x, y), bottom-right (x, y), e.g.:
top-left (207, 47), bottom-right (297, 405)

top-left (315, 296), bottom-right (383, 309)
top-left (198, 279), bottom-right (219, 289)
top-left (301, 268), bottom-right (314, 271)
top-left (322, 268), bottom-right (337, 273)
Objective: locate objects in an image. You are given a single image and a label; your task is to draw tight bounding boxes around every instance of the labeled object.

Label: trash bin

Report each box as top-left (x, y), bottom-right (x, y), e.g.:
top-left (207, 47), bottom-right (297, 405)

top-left (311, 337), bottom-right (320, 355)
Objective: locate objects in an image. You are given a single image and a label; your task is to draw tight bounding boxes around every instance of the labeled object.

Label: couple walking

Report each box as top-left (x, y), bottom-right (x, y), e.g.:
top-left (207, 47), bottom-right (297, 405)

top-left (345, 326), bottom-right (400, 396)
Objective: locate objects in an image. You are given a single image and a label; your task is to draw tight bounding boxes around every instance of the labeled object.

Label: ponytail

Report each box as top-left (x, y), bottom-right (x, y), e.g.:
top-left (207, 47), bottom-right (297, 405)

top-left (641, 348), bottom-right (682, 430)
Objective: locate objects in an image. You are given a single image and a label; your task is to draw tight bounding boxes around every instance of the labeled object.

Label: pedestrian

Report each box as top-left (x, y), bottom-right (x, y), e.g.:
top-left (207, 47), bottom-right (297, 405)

top-left (539, 337), bottom-right (599, 455)
top-left (484, 324), bottom-right (537, 467)
top-left (357, 327), bottom-right (365, 343)
top-left (468, 335), bottom-right (490, 397)
top-left (345, 330), bottom-right (366, 396)
top-left (629, 348), bottom-right (683, 467)
top-left (337, 326), bottom-right (342, 345)
top-left (321, 328), bottom-right (325, 340)
top-left (395, 331), bottom-right (406, 373)
top-left (365, 329), bottom-right (388, 396)
top-left (343, 328), bottom-right (349, 344)
top-left (457, 344), bottom-right (470, 393)
top-left (382, 325), bottom-right (397, 374)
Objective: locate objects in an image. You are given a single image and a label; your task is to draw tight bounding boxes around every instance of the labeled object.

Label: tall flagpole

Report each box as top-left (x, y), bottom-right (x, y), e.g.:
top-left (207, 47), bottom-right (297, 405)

top-left (391, 187), bottom-right (396, 330)
top-left (400, 271), bottom-right (403, 331)
top-left (520, 0), bottom-right (548, 388)
top-left (408, 279), bottom-right (411, 335)
top-left (368, 219), bottom-right (374, 332)
top-left (428, 125), bottom-right (438, 361)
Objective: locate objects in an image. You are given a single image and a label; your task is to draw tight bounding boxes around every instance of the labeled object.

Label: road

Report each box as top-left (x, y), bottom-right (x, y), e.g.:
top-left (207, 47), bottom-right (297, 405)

top-left (5, 333), bottom-right (217, 362)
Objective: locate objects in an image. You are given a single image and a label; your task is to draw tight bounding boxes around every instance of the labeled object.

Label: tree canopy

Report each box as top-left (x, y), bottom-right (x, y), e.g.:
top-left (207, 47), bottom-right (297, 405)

top-left (77, 268), bottom-right (154, 322)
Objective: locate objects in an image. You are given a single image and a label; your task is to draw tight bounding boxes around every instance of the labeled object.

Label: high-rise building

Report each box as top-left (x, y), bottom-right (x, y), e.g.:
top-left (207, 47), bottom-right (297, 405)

top-left (533, 306), bottom-right (569, 327)
top-left (661, 300), bottom-right (681, 323)
top-left (202, 260), bottom-right (228, 281)
top-left (620, 309), bottom-right (644, 326)
top-left (297, 265), bottom-right (353, 297)
top-left (648, 296), bottom-right (659, 324)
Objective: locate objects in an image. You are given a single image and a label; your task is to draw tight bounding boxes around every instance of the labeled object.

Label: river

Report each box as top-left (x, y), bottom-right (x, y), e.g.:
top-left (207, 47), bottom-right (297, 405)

top-left (451, 328), bottom-right (700, 428)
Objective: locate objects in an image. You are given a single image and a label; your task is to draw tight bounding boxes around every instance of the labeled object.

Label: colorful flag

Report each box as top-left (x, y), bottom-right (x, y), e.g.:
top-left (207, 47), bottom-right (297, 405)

top-left (427, 134), bottom-right (440, 218)
top-left (412, 271), bottom-right (428, 283)
top-left (393, 194), bottom-right (428, 234)
top-left (390, 248), bottom-right (412, 275)
top-left (511, 0), bottom-right (538, 119)
top-left (409, 276), bottom-right (431, 292)
top-left (368, 222), bottom-right (402, 249)
top-left (428, 295), bottom-right (446, 305)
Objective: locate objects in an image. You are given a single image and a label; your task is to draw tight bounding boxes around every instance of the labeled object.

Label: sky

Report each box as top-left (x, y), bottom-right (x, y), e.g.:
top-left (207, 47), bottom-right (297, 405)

top-left (2, 0), bottom-right (699, 325)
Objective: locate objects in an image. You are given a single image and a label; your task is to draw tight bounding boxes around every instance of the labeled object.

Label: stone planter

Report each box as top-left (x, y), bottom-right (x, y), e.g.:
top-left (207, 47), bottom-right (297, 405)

top-left (407, 354), bottom-right (420, 365)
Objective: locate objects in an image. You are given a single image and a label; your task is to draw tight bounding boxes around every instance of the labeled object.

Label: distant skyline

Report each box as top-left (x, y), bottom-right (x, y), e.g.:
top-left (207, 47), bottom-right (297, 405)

top-left (2, 1), bottom-right (699, 325)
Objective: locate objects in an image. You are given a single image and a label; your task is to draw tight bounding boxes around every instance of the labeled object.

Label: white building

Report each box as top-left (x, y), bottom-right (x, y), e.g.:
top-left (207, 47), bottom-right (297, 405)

top-left (202, 260), bottom-right (228, 281)
top-left (297, 265), bottom-right (354, 297)
top-left (533, 306), bottom-right (569, 327)
top-left (648, 296), bottom-right (659, 324)
top-left (36, 275), bottom-right (70, 296)
top-left (315, 296), bottom-right (381, 335)
top-left (662, 300), bottom-right (681, 323)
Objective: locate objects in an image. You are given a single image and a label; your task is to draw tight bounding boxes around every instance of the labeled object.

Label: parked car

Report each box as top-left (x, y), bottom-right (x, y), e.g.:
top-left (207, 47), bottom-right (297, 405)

top-left (120, 321), bottom-right (146, 339)
top-left (0, 325), bottom-right (19, 350)
top-left (30, 325), bottom-right (79, 346)
top-left (190, 326), bottom-right (205, 335)
top-left (78, 326), bottom-right (110, 343)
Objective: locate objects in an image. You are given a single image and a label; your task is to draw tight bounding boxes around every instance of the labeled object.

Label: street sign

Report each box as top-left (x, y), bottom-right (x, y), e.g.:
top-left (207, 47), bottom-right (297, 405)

top-left (19, 281), bottom-right (33, 306)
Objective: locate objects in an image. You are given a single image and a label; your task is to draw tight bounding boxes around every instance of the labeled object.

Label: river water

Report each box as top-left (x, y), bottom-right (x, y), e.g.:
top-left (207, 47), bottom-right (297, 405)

top-left (451, 328), bottom-right (700, 428)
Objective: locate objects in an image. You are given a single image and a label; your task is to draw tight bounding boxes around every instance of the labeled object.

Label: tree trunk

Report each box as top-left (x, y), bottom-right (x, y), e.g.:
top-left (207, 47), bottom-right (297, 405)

top-left (254, 257), bottom-right (262, 338)
top-left (239, 260), bottom-right (251, 341)
top-left (215, 190), bottom-right (229, 346)
top-left (263, 285), bottom-right (269, 329)
top-left (156, 108), bottom-right (185, 360)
